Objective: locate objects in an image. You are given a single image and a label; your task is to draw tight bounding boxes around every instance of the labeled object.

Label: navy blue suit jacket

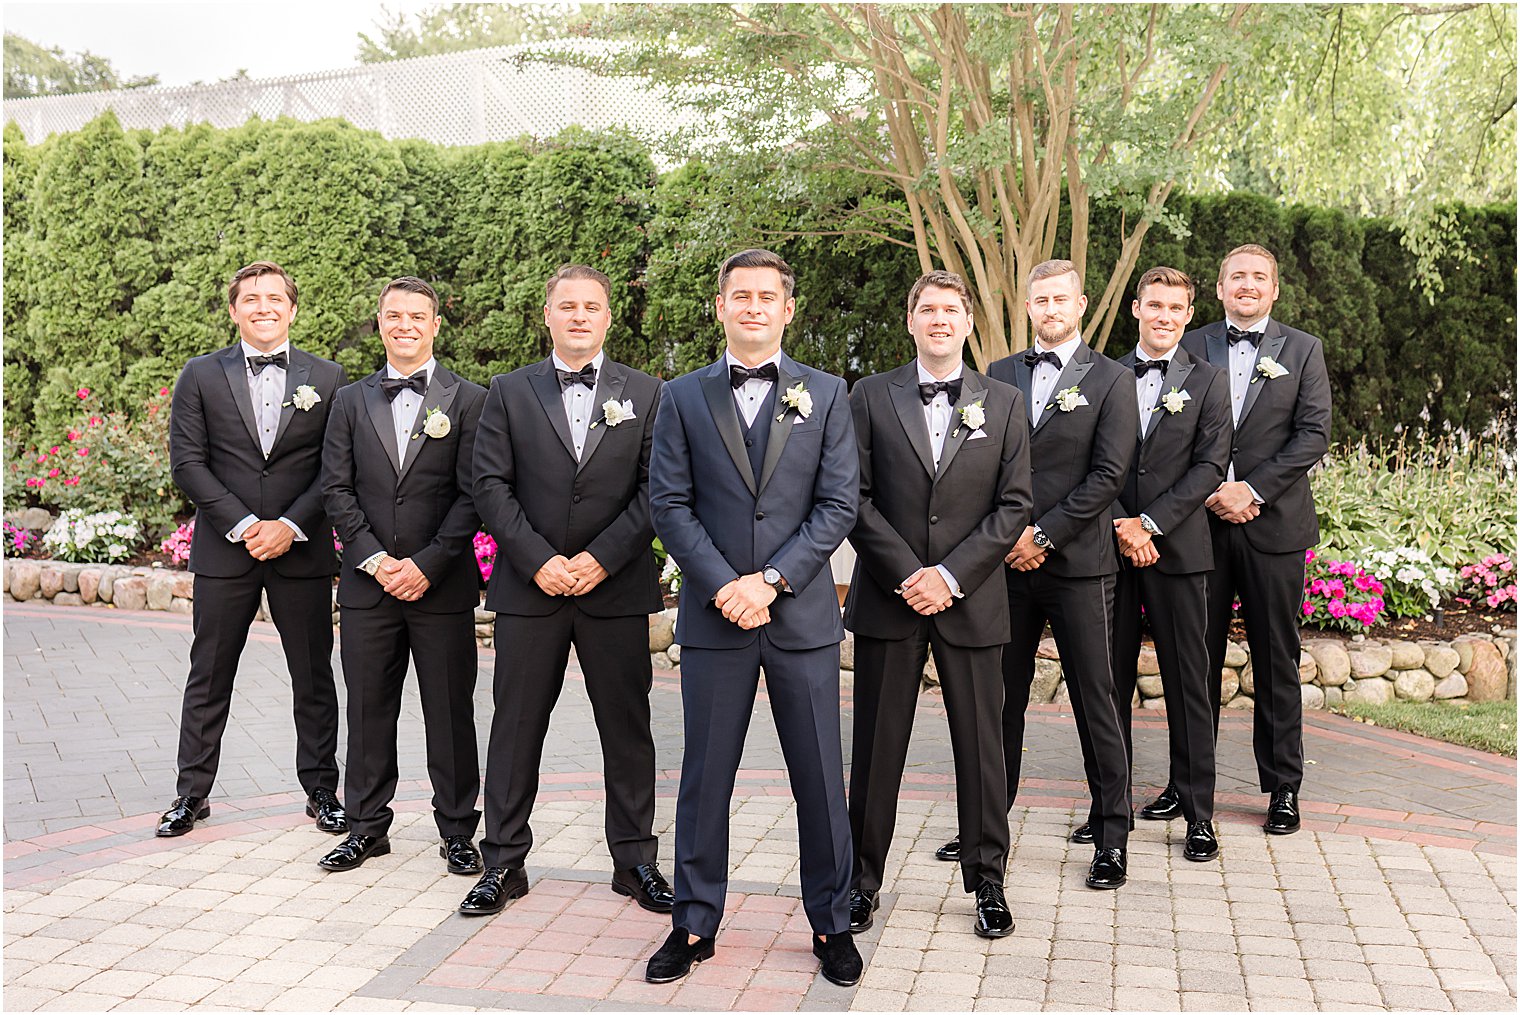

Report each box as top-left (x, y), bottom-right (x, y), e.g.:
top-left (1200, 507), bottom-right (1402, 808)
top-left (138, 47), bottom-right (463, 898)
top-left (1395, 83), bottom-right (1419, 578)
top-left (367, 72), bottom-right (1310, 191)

top-left (650, 353), bottom-right (859, 651)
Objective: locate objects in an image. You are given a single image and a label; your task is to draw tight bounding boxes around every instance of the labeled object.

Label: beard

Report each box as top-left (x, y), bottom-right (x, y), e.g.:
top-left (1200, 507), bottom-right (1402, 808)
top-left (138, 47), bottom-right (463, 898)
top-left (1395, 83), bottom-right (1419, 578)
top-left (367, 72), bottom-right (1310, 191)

top-left (1035, 317), bottom-right (1079, 346)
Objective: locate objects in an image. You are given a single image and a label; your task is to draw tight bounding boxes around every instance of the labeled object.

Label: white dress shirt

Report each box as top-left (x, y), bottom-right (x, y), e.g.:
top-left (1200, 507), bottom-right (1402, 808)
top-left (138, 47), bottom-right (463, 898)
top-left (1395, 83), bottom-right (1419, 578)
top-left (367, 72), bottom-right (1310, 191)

top-left (726, 349), bottom-right (781, 428)
top-left (912, 359), bottom-right (965, 599)
top-left (1223, 317), bottom-right (1266, 502)
top-left (388, 357), bottom-right (436, 464)
top-left (553, 350), bottom-right (605, 461)
top-left (1134, 346), bottom-right (1177, 439)
top-left (1028, 333), bottom-right (1083, 424)
top-left (227, 340), bottom-right (305, 544)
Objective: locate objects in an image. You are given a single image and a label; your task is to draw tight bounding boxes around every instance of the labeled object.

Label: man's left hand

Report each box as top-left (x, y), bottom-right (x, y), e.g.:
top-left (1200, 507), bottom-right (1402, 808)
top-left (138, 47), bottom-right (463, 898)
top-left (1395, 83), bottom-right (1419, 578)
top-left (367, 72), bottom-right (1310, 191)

top-left (715, 572), bottom-right (777, 628)
top-left (379, 556), bottom-right (431, 601)
top-left (1113, 517), bottom-right (1153, 555)
top-left (243, 519), bottom-right (295, 561)
top-left (566, 551), bottom-right (609, 596)
top-left (1206, 481), bottom-right (1260, 523)
top-left (901, 567), bottom-right (953, 615)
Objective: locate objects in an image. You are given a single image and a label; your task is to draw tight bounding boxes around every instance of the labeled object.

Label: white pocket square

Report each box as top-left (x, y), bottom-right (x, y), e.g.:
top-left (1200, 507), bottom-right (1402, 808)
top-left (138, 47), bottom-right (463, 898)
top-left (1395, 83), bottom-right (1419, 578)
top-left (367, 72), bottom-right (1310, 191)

top-left (965, 429), bottom-right (988, 440)
top-left (792, 415), bottom-right (807, 425)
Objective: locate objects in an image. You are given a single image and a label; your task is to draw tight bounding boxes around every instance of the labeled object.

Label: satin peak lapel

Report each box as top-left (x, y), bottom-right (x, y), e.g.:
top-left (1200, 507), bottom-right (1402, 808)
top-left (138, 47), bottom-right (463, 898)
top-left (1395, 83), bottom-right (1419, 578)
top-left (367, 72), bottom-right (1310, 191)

top-left (757, 360), bottom-right (802, 496)
top-left (398, 370), bottom-right (460, 481)
top-left (1033, 352), bottom-right (1093, 435)
top-left (529, 361), bottom-right (577, 463)
top-left (700, 361), bottom-right (757, 498)
top-left (363, 375), bottom-right (403, 476)
top-left (576, 363), bottom-right (628, 474)
top-left (888, 369), bottom-right (936, 479)
top-left (270, 354), bottom-right (311, 454)
top-left (1143, 359), bottom-right (1193, 447)
top-left (220, 348), bottom-right (263, 454)
top-left (934, 372), bottom-right (987, 482)
top-left (1238, 324), bottom-right (1286, 426)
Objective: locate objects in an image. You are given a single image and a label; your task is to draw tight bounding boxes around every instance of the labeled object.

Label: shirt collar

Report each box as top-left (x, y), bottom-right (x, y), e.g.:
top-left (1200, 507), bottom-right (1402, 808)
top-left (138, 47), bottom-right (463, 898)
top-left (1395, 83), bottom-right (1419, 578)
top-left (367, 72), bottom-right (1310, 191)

top-left (915, 359), bottom-right (965, 385)
top-left (1136, 344), bottom-right (1179, 364)
top-left (1036, 333), bottom-right (1083, 366)
top-left (551, 349), bottom-right (605, 376)
top-left (241, 340), bottom-right (291, 362)
top-left (725, 348), bottom-right (782, 374)
top-left (1224, 315), bottom-right (1270, 335)
top-left (386, 357), bottom-right (436, 382)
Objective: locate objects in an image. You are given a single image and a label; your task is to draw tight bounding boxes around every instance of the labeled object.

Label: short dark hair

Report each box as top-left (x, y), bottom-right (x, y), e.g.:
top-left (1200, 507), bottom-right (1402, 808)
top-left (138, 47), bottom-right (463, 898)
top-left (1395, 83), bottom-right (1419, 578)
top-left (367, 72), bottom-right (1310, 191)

top-left (717, 248), bottom-right (795, 299)
top-left (377, 276), bottom-right (439, 316)
top-left (545, 263), bottom-right (612, 303)
top-left (1134, 266), bottom-right (1195, 304)
top-left (228, 261), bottom-right (297, 307)
top-left (1027, 259), bottom-right (1081, 289)
top-left (907, 270), bottom-right (974, 315)
top-left (1218, 243), bottom-right (1279, 285)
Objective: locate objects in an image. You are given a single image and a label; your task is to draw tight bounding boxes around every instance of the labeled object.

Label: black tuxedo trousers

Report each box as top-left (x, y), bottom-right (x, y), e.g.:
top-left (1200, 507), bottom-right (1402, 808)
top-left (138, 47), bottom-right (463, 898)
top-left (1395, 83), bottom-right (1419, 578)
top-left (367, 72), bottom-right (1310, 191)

top-left (1111, 563), bottom-right (1216, 823)
top-left (850, 627), bottom-right (1007, 893)
top-left (177, 567), bottom-right (338, 799)
top-left (481, 606), bottom-right (657, 870)
top-left (1004, 570), bottom-right (1131, 849)
top-left (341, 597), bottom-right (480, 839)
top-left (1202, 520), bottom-right (1306, 794)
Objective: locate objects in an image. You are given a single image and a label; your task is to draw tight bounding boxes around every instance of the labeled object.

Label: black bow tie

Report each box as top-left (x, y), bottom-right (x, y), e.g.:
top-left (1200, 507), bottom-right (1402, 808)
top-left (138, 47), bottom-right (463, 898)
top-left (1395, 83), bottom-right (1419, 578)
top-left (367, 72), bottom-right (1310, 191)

top-left (1024, 349), bottom-right (1062, 370)
top-left (918, 378), bottom-right (963, 405)
top-left (247, 352), bottom-right (287, 375)
top-left (1226, 325), bottom-right (1260, 347)
top-left (380, 374), bottom-right (427, 401)
top-left (729, 361), bottom-right (779, 388)
top-left (556, 364), bottom-right (597, 390)
top-left (1134, 358), bottom-right (1168, 377)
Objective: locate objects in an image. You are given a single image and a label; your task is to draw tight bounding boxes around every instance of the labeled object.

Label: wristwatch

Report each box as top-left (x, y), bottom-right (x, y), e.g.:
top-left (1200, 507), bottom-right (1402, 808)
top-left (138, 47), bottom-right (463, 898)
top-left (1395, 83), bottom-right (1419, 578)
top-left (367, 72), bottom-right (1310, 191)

top-left (762, 566), bottom-right (787, 592)
top-left (1032, 528), bottom-right (1051, 550)
top-left (1140, 515), bottom-right (1162, 536)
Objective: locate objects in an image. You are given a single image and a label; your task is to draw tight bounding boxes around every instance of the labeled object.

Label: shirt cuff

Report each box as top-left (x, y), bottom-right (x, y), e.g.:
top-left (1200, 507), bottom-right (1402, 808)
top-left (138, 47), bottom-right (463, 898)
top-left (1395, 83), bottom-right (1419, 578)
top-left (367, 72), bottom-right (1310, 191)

top-left (358, 551), bottom-right (387, 576)
top-left (935, 564), bottom-right (964, 599)
top-left (1245, 483), bottom-right (1265, 506)
top-left (1139, 513), bottom-right (1163, 536)
top-left (277, 517), bottom-right (308, 542)
top-left (227, 514), bottom-right (258, 541)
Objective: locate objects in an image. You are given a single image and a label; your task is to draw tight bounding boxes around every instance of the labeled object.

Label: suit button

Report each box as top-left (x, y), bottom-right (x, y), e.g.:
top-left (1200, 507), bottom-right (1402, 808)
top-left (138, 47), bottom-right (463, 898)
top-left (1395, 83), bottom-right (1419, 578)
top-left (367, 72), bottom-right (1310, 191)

top-left (755, 512), bottom-right (765, 521)
top-left (745, 438), bottom-right (754, 447)
top-left (573, 495), bottom-right (582, 503)
top-left (1138, 468), bottom-right (1148, 475)
top-left (1232, 447), bottom-right (1239, 455)
top-left (395, 497), bottom-right (404, 505)
top-left (930, 515), bottom-right (939, 524)
top-left (261, 469), bottom-right (270, 477)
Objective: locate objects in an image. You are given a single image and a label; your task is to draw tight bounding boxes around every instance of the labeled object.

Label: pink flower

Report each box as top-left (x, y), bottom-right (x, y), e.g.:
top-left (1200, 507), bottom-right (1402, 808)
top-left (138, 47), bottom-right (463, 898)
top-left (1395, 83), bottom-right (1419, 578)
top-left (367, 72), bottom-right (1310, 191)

top-left (63, 477), bottom-right (79, 486)
top-left (66, 430), bottom-right (80, 442)
top-left (1302, 602), bottom-right (1315, 617)
top-left (1305, 549), bottom-right (1316, 562)
top-left (87, 416), bottom-right (102, 426)
top-left (159, 387), bottom-right (170, 397)
top-left (76, 387), bottom-right (90, 399)
top-left (1328, 601), bottom-right (1348, 618)
top-left (24, 478), bottom-right (41, 488)
top-left (46, 468), bottom-right (59, 478)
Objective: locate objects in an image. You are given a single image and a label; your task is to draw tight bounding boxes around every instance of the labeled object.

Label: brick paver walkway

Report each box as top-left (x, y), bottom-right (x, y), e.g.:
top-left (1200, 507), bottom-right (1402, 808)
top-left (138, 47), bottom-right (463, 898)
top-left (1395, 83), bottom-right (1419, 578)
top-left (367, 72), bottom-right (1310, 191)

top-left (4, 602), bottom-right (1516, 1011)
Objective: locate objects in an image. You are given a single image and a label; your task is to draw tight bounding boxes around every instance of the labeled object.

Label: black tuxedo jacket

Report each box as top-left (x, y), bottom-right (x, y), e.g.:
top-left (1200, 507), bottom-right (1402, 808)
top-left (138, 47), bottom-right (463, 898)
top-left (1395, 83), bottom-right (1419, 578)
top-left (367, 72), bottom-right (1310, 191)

top-left (844, 364), bottom-right (1032, 647)
top-left (1181, 319), bottom-right (1332, 553)
top-left (321, 365), bottom-right (486, 613)
top-left (169, 345), bottom-right (346, 579)
top-left (988, 342), bottom-right (1137, 578)
top-left (1115, 346), bottom-right (1232, 575)
top-left (473, 357), bottom-right (663, 618)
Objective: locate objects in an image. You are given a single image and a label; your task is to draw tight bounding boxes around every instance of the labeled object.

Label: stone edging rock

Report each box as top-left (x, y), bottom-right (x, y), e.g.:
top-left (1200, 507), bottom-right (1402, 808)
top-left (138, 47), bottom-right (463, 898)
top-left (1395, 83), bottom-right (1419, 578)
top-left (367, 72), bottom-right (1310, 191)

top-left (8, 559), bottom-right (1514, 709)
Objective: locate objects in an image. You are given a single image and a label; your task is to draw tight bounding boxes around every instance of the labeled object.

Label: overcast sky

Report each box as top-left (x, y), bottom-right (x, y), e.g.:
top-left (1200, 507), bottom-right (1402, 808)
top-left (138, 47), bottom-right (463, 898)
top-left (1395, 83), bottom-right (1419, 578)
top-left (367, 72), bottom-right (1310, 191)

top-left (4, 1), bottom-right (435, 86)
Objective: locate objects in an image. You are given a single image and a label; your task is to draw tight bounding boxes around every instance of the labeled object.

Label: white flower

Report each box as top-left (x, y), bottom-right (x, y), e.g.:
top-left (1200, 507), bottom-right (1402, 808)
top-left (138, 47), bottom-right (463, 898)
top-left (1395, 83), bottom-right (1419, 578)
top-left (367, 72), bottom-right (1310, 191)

top-left (952, 400), bottom-right (986, 438)
top-left (1252, 356), bottom-right (1289, 384)
top-left (1056, 385), bottom-right (1087, 412)
top-left (777, 382), bottom-right (813, 422)
top-left (591, 398), bottom-right (636, 429)
top-left (284, 384), bottom-right (320, 411)
top-left (1157, 388), bottom-right (1193, 415)
top-left (416, 407), bottom-right (451, 439)
top-left (106, 542), bottom-right (126, 559)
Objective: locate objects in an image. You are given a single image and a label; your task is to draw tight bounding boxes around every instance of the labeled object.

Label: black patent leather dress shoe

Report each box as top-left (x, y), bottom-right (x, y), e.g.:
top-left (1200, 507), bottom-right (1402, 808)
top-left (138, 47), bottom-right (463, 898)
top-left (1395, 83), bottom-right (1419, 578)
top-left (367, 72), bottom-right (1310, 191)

top-left (318, 833), bottom-right (390, 871)
top-left (441, 834), bottom-right (484, 874)
top-left (305, 788), bottom-right (348, 835)
top-left (646, 927), bottom-right (715, 983)
top-left (847, 888), bottom-right (879, 933)
top-left (459, 866), bottom-right (529, 915)
top-left (155, 796), bottom-right (209, 838)
top-left (1184, 820), bottom-right (1220, 861)
top-left (973, 880), bottom-right (1014, 938)
top-left (1085, 847), bottom-right (1127, 890)
top-left (611, 862), bottom-right (675, 913)
top-left (813, 932), bottom-right (863, 986)
top-left (1264, 786), bottom-right (1301, 835)
top-left (1139, 782), bottom-right (1183, 821)
top-left (935, 836), bottom-right (960, 862)
top-left (1070, 822), bottom-right (1095, 844)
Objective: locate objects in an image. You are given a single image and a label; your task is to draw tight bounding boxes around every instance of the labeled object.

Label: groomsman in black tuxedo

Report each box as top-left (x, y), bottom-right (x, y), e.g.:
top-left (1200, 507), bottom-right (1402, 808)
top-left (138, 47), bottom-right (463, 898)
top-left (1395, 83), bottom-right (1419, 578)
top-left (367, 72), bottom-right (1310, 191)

top-left (941, 259), bottom-right (1137, 890)
top-left (645, 249), bottom-right (862, 987)
top-left (159, 261), bottom-right (348, 839)
top-left (1146, 245), bottom-right (1331, 835)
top-left (1109, 267), bottom-right (1232, 862)
top-left (844, 271), bottom-right (1031, 939)
top-left (459, 265), bottom-right (672, 915)
top-left (317, 276), bottom-right (488, 873)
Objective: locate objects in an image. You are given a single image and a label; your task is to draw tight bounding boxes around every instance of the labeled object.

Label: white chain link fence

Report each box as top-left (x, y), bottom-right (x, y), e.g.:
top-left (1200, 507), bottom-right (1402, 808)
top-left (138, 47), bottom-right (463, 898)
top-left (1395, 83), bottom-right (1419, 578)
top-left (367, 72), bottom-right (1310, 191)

top-left (3, 42), bottom-right (693, 156)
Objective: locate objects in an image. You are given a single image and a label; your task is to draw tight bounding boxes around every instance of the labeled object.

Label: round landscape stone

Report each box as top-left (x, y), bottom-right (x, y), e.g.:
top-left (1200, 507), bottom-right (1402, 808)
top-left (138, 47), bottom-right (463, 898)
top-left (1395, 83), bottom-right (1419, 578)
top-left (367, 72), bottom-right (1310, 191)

top-left (1323, 685), bottom-right (1343, 707)
top-left (39, 564), bottom-right (64, 599)
top-left (1223, 640), bottom-right (1248, 668)
top-left (1432, 672), bottom-right (1467, 700)
top-left (60, 565), bottom-right (80, 593)
top-left (648, 612), bottom-right (675, 654)
top-left (1304, 640), bottom-right (1351, 687)
top-left (113, 576), bottom-right (148, 611)
top-left (1344, 676), bottom-right (1394, 706)
top-left (1225, 695), bottom-right (1254, 711)
top-left (1348, 645), bottom-right (1393, 678)
top-left (1463, 640), bottom-right (1508, 702)
top-left (1238, 661), bottom-right (1254, 696)
top-left (1136, 675), bottom-right (1164, 698)
top-left (1136, 645), bottom-right (1160, 676)
top-left (10, 560), bottom-right (40, 602)
top-left (1393, 668), bottom-right (1435, 702)
top-left (1421, 644), bottom-right (1461, 679)
top-left (1298, 653), bottom-right (1318, 684)
top-left (1301, 684), bottom-right (1325, 710)
top-left (1031, 657), bottom-right (1063, 704)
top-left (1218, 667), bottom-right (1240, 703)
top-left (667, 643), bottom-right (681, 665)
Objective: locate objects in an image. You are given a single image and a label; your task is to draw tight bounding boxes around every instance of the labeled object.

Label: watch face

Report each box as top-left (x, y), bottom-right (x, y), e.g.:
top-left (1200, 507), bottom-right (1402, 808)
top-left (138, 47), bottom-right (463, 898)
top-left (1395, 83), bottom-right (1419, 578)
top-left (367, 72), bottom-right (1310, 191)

top-left (764, 568), bottom-right (781, 585)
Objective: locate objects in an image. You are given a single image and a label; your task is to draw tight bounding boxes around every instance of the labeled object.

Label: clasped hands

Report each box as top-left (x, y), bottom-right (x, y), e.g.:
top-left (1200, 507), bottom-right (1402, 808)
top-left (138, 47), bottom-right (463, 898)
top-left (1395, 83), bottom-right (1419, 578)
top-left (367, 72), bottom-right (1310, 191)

top-left (241, 519), bottom-right (295, 562)
top-left (1205, 481), bottom-right (1261, 524)
top-left (1113, 516), bottom-right (1160, 568)
top-left (533, 552), bottom-right (611, 597)
top-left (372, 555), bottom-right (431, 601)
top-left (898, 566), bottom-right (954, 616)
top-left (1005, 525), bottom-right (1047, 572)
top-left (715, 572), bottom-right (776, 630)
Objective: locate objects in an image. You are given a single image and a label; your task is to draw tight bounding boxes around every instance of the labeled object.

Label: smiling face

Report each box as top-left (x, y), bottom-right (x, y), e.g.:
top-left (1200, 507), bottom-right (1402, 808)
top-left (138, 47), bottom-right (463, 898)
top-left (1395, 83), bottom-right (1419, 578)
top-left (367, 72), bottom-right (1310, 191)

top-left (544, 277), bottom-right (611, 369)
top-left (908, 285), bottom-right (973, 374)
top-left (228, 273), bottom-right (297, 352)
top-left (377, 289), bottom-right (440, 376)
top-left (715, 266), bottom-right (794, 365)
top-left (1217, 251), bottom-right (1279, 327)
top-left (1133, 282), bottom-right (1196, 358)
top-left (1025, 270), bottom-right (1087, 348)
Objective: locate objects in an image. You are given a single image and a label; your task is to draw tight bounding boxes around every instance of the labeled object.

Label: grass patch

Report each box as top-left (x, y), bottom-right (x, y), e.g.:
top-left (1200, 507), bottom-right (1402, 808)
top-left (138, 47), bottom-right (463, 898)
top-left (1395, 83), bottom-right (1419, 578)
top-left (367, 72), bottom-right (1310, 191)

top-left (1334, 699), bottom-right (1517, 757)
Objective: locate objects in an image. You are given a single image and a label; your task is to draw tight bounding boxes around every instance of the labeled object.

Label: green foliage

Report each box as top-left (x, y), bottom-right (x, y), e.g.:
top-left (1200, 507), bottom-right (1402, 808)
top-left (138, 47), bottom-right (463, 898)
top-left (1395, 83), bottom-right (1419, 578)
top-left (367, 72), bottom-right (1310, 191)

top-left (355, 3), bottom-right (597, 62)
top-left (1335, 700), bottom-right (1517, 758)
top-left (1313, 437), bottom-right (1516, 572)
top-left (3, 32), bottom-right (158, 98)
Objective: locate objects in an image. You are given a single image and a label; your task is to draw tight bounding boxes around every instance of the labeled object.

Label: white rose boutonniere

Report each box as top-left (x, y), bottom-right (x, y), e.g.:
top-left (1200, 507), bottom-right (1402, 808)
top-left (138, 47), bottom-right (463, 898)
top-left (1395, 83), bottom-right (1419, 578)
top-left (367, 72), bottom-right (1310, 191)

top-left (590, 398), bottom-right (636, 429)
top-left (1156, 387), bottom-right (1192, 414)
top-left (283, 384), bottom-right (320, 411)
top-left (1056, 385), bottom-right (1088, 412)
top-left (1252, 356), bottom-right (1289, 384)
top-left (414, 406), bottom-right (451, 440)
top-left (777, 382), bottom-right (813, 422)
top-left (952, 400), bottom-right (986, 438)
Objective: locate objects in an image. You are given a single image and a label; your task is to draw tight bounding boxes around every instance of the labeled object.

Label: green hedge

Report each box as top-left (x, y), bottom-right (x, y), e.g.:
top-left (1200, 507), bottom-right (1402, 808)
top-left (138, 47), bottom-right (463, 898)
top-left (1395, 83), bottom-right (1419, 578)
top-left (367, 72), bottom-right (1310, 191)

top-left (3, 113), bottom-right (1514, 459)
